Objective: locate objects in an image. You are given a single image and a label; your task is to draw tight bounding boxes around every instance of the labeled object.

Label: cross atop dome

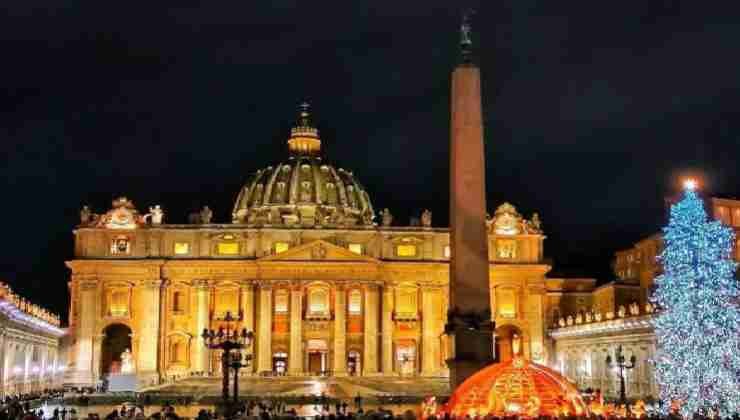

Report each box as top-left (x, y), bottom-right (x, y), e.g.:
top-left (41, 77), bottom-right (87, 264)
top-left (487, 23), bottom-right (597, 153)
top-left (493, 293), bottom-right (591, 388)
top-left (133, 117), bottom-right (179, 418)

top-left (288, 101), bottom-right (321, 156)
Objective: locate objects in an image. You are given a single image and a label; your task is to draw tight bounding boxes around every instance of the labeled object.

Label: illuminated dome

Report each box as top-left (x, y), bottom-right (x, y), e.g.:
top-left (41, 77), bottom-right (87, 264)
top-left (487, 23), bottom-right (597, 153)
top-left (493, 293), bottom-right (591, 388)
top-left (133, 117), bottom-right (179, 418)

top-left (444, 356), bottom-right (586, 417)
top-left (232, 103), bottom-right (375, 227)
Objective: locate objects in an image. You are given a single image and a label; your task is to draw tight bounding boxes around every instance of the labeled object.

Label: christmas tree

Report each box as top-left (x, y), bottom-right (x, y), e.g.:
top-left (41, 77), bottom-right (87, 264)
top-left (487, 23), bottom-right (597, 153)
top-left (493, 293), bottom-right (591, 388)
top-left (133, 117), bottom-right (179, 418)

top-left (653, 181), bottom-right (740, 417)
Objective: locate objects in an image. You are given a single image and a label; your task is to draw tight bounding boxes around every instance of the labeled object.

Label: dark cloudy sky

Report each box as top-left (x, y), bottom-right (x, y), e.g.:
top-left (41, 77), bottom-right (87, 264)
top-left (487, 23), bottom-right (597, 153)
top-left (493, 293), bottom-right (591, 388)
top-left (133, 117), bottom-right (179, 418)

top-left (2, 1), bottom-right (739, 318)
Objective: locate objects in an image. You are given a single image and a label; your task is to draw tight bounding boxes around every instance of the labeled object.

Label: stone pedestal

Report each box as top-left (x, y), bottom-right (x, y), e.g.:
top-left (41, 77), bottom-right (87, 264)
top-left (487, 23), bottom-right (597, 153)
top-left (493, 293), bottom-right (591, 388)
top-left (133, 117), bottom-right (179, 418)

top-left (446, 323), bottom-right (494, 389)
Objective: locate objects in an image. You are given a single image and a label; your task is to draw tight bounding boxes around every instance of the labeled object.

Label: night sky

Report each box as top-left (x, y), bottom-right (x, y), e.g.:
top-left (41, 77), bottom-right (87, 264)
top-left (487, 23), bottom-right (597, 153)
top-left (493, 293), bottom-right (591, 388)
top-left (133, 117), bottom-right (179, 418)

top-left (2, 2), bottom-right (740, 320)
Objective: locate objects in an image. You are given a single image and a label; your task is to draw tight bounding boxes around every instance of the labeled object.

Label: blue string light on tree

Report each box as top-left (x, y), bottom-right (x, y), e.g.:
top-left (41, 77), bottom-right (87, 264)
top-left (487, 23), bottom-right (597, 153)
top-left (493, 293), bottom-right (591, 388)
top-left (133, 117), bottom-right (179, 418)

top-left (652, 179), bottom-right (740, 417)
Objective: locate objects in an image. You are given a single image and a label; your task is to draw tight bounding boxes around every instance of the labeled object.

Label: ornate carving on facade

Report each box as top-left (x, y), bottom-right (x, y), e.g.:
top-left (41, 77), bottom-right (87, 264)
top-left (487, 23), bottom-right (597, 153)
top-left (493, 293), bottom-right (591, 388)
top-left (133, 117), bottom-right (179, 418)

top-left (95, 197), bottom-right (144, 229)
top-left (490, 203), bottom-right (523, 235)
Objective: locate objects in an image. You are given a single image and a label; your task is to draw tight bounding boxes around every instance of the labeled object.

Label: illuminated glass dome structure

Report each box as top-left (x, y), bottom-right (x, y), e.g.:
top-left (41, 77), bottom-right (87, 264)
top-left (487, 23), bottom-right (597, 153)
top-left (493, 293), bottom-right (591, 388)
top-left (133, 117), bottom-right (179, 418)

top-left (444, 339), bottom-right (586, 417)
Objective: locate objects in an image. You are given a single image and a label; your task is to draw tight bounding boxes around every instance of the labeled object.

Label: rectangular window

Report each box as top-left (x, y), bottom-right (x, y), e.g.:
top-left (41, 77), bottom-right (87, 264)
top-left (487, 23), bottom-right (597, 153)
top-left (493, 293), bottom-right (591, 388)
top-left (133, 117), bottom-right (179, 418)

top-left (274, 242), bottom-right (290, 254)
top-left (217, 242), bottom-right (239, 255)
top-left (111, 237), bottom-right (131, 255)
top-left (396, 244), bottom-right (417, 257)
top-left (348, 290), bottom-right (362, 315)
top-left (496, 239), bottom-right (518, 259)
top-left (174, 242), bottom-right (190, 255)
top-left (348, 243), bottom-right (363, 254)
top-left (444, 245), bottom-right (451, 258)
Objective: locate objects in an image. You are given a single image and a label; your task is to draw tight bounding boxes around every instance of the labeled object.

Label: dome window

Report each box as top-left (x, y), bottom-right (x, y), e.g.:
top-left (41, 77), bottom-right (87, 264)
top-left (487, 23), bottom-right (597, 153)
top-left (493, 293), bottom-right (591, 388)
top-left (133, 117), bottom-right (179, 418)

top-left (274, 242), bottom-right (290, 254)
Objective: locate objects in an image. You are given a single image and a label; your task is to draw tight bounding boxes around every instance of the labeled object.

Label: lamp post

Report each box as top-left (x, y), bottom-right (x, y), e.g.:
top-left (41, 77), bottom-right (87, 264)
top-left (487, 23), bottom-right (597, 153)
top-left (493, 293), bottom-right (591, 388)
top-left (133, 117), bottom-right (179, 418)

top-left (606, 345), bottom-right (636, 408)
top-left (201, 311), bottom-right (254, 413)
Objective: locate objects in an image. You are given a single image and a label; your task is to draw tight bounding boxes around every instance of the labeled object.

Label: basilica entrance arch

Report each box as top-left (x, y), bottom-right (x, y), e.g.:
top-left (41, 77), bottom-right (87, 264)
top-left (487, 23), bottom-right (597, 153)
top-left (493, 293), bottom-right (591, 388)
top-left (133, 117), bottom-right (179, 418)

top-left (495, 324), bottom-right (523, 363)
top-left (101, 323), bottom-right (132, 375)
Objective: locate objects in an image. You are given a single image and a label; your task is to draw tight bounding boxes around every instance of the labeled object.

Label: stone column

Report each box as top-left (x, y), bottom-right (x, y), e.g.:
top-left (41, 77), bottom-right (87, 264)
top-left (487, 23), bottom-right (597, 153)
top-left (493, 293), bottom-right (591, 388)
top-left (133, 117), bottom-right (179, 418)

top-left (193, 280), bottom-right (210, 374)
top-left (256, 284), bottom-right (272, 374)
top-left (240, 282), bottom-right (255, 373)
top-left (137, 279), bottom-right (162, 382)
top-left (333, 285), bottom-right (347, 376)
top-left (71, 279), bottom-right (98, 386)
top-left (422, 287), bottom-right (440, 376)
top-left (381, 286), bottom-right (394, 374)
top-left (363, 284), bottom-right (379, 375)
top-left (289, 286), bottom-right (303, 375)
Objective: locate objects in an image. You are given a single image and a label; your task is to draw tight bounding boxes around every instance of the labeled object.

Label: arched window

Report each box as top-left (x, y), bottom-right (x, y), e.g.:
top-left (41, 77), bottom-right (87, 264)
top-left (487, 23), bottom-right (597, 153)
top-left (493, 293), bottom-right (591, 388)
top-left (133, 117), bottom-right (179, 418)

top-left (308, 288), bottom-right (329, 317)
top-left (274, 289), bottom-right (289, 314)
top-left (348, 289), bottom-right (362, 315)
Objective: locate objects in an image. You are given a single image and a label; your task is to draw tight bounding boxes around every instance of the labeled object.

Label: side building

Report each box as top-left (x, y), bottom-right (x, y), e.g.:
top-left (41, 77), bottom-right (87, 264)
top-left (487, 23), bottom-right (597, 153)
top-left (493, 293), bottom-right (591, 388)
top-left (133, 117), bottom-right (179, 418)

top-left (550, 196), bottom-right (740, 400)
top-left (0, 283), bottom-right (65, 396)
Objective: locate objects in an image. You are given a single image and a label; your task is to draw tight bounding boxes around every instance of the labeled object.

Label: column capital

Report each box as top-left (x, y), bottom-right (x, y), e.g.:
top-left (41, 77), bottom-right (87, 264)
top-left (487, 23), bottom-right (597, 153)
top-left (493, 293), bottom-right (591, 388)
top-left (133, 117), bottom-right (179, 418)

top-left (79, 280), bottom-right (98, 291)
top-left (192, 279), bottom-right (211, 290)
top-left (139, 279), bottom-right (163, 289)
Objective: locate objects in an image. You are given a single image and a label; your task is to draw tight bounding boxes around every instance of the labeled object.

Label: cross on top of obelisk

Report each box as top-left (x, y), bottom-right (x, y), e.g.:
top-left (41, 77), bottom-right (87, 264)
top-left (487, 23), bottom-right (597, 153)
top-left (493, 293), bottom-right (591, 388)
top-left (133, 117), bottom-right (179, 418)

top-left (460, 8), bottom-right (475, 63)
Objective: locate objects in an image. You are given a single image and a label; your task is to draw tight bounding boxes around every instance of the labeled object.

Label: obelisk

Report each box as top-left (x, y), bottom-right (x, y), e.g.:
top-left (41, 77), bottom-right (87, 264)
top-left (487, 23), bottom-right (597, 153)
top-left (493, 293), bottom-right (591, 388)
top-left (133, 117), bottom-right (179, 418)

top-left (446, 10), bottom-right (494, 389)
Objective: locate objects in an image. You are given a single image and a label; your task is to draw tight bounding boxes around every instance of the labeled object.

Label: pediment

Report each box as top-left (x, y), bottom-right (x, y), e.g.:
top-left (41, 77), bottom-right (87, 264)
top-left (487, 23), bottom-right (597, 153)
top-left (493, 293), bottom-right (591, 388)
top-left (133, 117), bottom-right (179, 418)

top-left (259, 239), bottom-right (377, 263)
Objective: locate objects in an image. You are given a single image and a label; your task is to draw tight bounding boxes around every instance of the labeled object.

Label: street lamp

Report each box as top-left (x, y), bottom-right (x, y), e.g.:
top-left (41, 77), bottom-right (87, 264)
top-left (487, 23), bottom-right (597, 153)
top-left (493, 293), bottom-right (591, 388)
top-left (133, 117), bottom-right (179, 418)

top-left (201, 311), bottom-right (254, 411)
top-left (606, 345), bottom-right (636, 408)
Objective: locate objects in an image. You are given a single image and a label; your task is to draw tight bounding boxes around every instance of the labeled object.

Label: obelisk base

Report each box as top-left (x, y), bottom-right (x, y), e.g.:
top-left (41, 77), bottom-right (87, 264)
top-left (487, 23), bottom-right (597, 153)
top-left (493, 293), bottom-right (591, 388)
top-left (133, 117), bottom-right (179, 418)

top-left (445, 322), bottom-right (494, 389)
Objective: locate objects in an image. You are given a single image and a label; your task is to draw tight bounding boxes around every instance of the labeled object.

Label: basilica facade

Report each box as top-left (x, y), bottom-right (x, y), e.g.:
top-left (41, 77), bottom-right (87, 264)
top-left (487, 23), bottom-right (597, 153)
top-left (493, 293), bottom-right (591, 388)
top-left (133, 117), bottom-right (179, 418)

top-left (65, 105), bottom-right (555, 389)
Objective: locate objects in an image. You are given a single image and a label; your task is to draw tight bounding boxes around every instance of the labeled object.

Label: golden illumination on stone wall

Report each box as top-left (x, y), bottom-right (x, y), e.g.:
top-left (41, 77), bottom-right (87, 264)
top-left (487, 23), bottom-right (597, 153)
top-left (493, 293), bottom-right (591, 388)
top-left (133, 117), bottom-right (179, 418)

top-left (396, 244), bottom-right (417, 257)
top-left (174, 242), bottom-right (190, 255)
top-left (217, 242), bottom-right (239, 255)
top-left (497, 288), bottom-right (517, 318)
top-left (395, 285), bottom-right (418, 319)
top-left (215, 289), bottom-right (238, 317)
top-left (444, 245), bottom-right (451, 258)
top-left (348, 243), bottom-right (363, 255)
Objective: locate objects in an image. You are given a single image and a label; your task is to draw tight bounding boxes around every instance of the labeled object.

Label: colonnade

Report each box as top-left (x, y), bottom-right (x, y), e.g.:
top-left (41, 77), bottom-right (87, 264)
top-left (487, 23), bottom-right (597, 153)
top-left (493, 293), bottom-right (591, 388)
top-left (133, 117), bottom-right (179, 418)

top-left (553, 333), bottom-right (658, 399)
top-left (0, 330), bottom-right (63, 397)
top-left (189, 282), bottom-right (445, 378)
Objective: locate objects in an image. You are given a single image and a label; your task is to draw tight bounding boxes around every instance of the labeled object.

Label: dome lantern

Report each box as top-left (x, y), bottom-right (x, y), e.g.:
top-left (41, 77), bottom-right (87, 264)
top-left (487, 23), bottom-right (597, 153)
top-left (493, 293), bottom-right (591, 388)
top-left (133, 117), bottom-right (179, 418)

top-left (232, 103), bottom-right (375, 227)
top-left (287, 101), bottom-right (321, 156)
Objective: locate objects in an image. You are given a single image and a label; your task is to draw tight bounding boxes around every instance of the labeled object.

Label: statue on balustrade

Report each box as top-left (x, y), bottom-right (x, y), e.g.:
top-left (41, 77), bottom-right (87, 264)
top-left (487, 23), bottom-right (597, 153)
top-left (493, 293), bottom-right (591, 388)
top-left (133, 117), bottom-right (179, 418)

top-left (200, 206), bottom-right (213, 224)
top-left (421, 209), bottom-right (432, 228)
top-left (381, 208), bottom-right (393, 227)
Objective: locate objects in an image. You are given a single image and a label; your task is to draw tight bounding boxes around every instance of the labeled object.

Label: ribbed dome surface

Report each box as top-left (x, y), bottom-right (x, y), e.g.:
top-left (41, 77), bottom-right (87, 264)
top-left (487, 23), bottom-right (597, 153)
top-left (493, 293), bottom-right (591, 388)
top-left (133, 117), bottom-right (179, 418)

top-left (232, 156), bottom-right (375, 227)
top-left (444, 357), bottom-right (586, 417)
